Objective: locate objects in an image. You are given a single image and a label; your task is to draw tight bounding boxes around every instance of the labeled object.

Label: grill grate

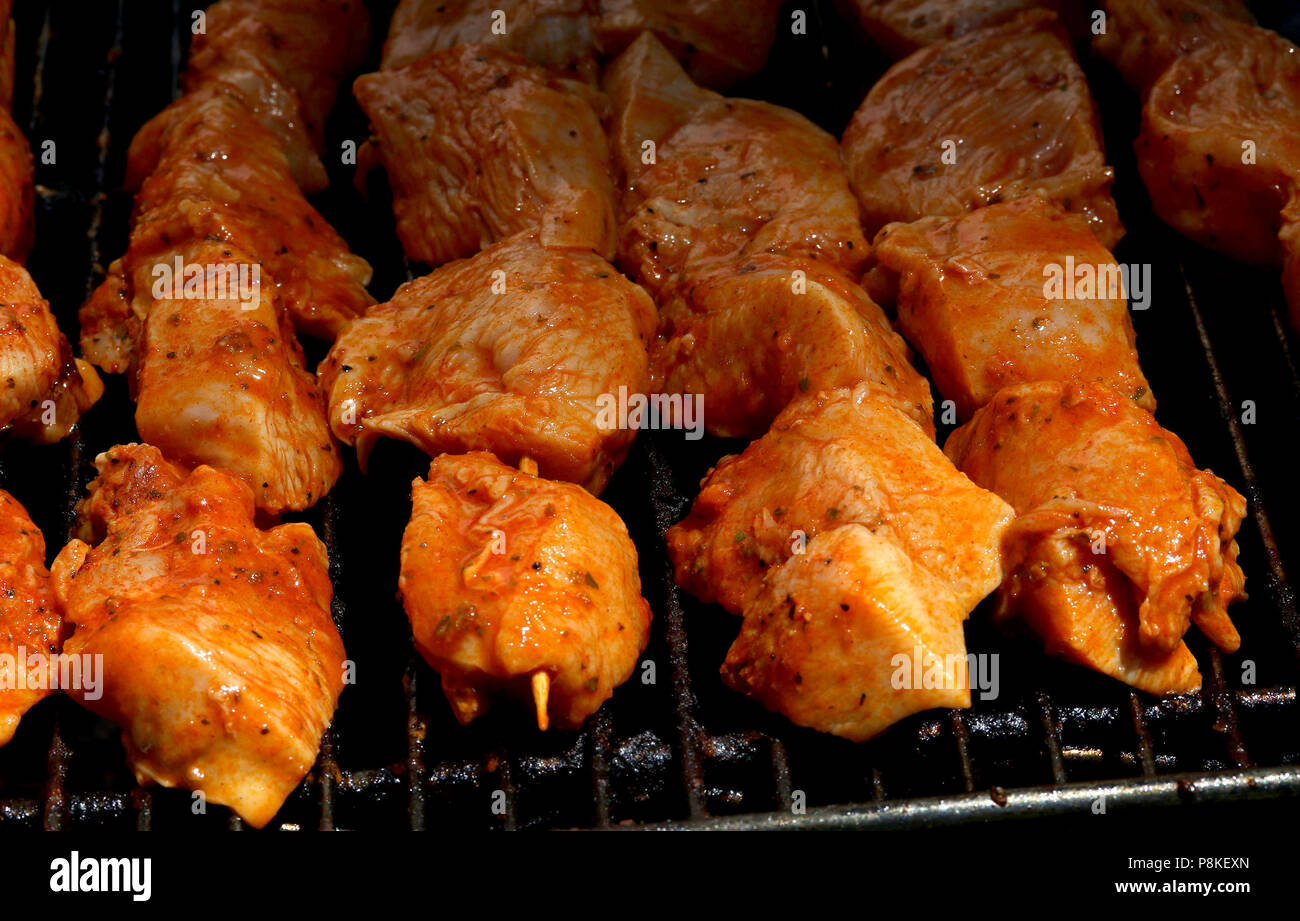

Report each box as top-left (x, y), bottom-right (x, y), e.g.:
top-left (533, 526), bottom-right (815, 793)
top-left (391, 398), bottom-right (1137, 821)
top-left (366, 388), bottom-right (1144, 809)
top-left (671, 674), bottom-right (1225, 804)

top-left (0, 0), bottom-right (1297, 832)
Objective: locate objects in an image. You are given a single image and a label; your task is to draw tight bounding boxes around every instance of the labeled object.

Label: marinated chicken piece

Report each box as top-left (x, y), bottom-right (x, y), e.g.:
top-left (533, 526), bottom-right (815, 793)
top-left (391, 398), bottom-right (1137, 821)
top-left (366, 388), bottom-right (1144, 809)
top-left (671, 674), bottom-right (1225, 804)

top-left (669, 385), bottom-right (1011, 742)
top-left (653, 255), bottom-right (934, 439)
top-left (0, 104), bottom-right (31, 261)
top-left (0, 490), bottom-right (62, 748)
top-left (382, 0), bottom-right (783, 88)
top-left (383, 0), bottom-right (600, 79)
top-left (590, 0), bottom-right (784, 89)
top-left (0, 256), bottom-right (103, 443)
top-left (607, 33), bottom-right (868, 302)
top-left (178, 0), bottom-right (371, 191)
top-left (842, 10), bottom-right (1123, 249)
top-left (399, 452), bottom-right (651, 729)
top-left (320, 232), bottom-right (655, 494)
top-left (134, 239), bottom-right (341, 514)
top-left (723, 524), bottom-right (973, 742)
top-left (1136, 21), bottom-right (1300, 273)
top-left (871, 195), bottom-right (1152, 420)
top-left (1093, 0), bottom-right (1255, 98)
top-left (945, 381), bottom-right (1246, 694)
top-left (83, 88), bottom-right (373, 369)
top-left (835, 0), bottom-right (1089, 60)
top-left (51, 444), bottom-right (345, 829)
top-left (667, 384), bottom-right (1013, 619)
top-left (354, 44), bottom-right (617, 266)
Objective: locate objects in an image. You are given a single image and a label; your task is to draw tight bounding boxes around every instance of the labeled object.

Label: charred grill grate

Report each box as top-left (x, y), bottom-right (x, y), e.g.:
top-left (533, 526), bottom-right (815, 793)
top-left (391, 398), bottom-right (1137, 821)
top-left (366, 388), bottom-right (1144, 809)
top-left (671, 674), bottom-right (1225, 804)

top-left (0, 0), bottom-right (1298, 831)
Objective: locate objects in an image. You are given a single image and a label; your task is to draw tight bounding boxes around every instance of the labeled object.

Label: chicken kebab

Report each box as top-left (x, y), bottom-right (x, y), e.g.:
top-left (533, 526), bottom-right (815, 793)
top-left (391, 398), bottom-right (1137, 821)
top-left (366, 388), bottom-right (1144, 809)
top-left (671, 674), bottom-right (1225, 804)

top-left (81, 0), bottom-right (373, 514)
top-left (850, 12), bottom-right (1247, 693)
top-left (329, 11), bottom-right (665, 730)
top-left (11, 0), bottom-right (370, 819)
top-left (1095, 0), bottom-right (1300, 326)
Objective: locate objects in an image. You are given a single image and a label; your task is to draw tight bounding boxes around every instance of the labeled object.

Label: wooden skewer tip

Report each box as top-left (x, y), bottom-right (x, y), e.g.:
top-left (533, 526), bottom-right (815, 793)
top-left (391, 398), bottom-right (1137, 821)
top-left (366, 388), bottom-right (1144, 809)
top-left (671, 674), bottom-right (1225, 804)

top-left (531, 670), bottom-right (550, 731)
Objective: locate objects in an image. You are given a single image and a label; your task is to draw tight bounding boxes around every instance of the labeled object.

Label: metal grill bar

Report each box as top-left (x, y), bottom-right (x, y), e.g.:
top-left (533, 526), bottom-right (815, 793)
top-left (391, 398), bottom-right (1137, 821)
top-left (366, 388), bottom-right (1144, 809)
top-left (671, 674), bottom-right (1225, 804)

top-left (769, 738), bottom-right (792, 812)
top-left (1180, 266), bottom-right (1300, 668)
top-left (951, 713), bottom-right (976, 793)
top-left (1205, 648), bottom-right (1253, 769)
top-left (637, 766), bottom-right (1300, 831)
top-left (587, 709), bottom-right (613, 828)
top-left (1127, 695), bottom-right (1157, 777)
top-left (1037, 692), bottom-right (1067, 785)
top-left (646, 440), bottom-right (708, 820)
top-left (316, 496), bottom-right (349, 831)
top-left (405, 655), bottom-right (428, 830)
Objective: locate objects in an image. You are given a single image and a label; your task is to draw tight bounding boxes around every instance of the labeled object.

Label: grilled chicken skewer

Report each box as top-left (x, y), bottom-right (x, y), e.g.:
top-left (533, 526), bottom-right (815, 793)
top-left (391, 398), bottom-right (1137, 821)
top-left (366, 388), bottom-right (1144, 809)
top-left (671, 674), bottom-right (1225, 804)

top-left (945, 382), bottom-right (1245, 694)
top-left (605, 33), bottom-right (933, 440)
top-left (82, 94), bottom-right (352, 513)
top-left (0, 490), bottom-right (63, 748)
top-left (354, 43), bottom-right (617, 267)
top-left (381, 0), bottom-right (785, 88)
top-left (81, 0), bottom-right (372, 512)
top-left (399, 452), bottom-right (652, 730)
top-left (355, 8), bottom-right (660, 732)
top-left (842, 10), bottom-right (1123, 249)
top-left (607, 33), bottom-right (997, 739)
top-left (845, 1), bottom-right (1250, 695)
top-left (51, 444), bottom-right (346, 828)
top-left (668, 385), bottom-right (1013, 741)
top-left (320, 231), bottom-right (655, 495)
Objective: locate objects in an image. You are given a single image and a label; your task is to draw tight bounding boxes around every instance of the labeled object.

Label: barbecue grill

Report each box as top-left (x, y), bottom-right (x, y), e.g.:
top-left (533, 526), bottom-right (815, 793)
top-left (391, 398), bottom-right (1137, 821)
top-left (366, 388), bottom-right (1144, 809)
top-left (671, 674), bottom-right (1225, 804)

top-left (1, 0), bottom-right (1297, 832)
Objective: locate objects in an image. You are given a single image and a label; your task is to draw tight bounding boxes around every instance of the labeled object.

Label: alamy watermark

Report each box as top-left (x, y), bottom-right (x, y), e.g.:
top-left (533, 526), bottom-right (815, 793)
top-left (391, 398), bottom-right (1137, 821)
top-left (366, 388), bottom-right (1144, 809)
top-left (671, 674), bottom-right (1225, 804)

top-left (595, 386), bottom-right (704, 440)
top-left (1042, 257), bottom-right (1151, 310)
top-left (151, 256), bottom-right (262, 310)
top-left (891, 648), bottom-right (1000, 701)
top-left (0, 647), bottom-right (103, 700)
